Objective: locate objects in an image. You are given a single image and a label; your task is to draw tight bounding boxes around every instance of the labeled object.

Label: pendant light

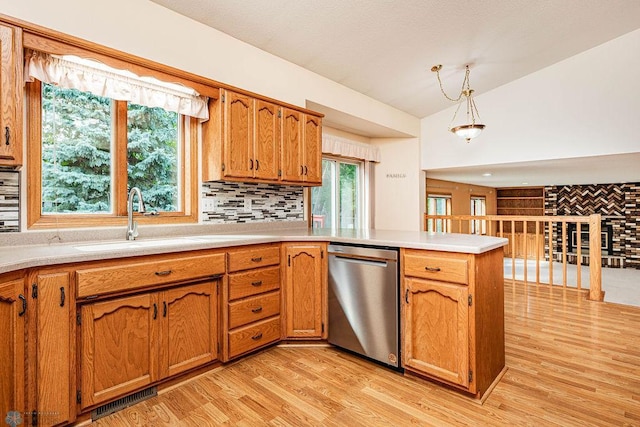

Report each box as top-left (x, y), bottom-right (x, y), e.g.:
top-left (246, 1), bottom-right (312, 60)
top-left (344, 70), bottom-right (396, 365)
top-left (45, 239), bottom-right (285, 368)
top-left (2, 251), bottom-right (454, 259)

top-left (431, 64), bottom-right (485, 142)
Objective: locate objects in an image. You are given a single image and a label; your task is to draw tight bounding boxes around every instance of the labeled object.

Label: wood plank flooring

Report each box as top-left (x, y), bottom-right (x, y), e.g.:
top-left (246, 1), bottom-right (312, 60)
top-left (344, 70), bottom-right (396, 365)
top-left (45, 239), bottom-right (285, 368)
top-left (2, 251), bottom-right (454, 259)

top-left (93, 281), bottom-right (640, 426)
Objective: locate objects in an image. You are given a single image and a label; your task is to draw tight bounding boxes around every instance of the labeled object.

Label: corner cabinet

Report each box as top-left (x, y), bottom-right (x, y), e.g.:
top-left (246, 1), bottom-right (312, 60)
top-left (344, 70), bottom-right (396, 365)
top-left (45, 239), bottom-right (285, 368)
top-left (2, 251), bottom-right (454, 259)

top-left (0, 275), bottom-right (26, 423)
top-left (282, 243), bottom-right (327, 339)
top-left (280, 109), bottom-right (322, 185)
top-left (401, 248), bottom-right (505, 400)
top-left (0, 24), bottom-right (23, 167)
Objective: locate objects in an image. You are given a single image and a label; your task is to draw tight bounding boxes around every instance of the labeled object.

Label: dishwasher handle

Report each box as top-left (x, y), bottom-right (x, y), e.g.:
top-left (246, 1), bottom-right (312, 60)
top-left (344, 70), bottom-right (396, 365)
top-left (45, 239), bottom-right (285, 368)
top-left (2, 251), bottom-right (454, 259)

top-left (331, 255), bottom-right (390, 268)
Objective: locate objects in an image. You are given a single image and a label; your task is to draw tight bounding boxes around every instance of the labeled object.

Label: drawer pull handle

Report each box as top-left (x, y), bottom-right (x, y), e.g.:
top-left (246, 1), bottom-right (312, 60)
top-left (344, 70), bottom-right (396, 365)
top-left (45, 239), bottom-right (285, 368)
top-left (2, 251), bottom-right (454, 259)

top-left (251, 257), bottom-right (263, 262)
top-left (153, 303), bottom-right (158, 320)
top-left (5, 126), bottom-right (9, 145)
top-left (155, 270), bottom-right (173, 276)
top-left (252, 306), bottom-right (263, 313)
top-left (251, 280), bottom-right (263, 287)
top-left (163, 301), bottom-right (167, 317)
top-left (424, 267), bottom-right (441, 272)
top-left (252, 332), bottom-right (263, 341)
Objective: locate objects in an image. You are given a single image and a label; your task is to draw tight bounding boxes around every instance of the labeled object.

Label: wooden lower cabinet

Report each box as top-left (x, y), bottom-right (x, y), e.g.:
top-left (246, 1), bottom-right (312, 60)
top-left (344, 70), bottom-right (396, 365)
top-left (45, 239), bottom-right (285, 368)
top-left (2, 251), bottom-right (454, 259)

top-left (79, 280), bottom-right (218, 409)
top-left (224, 244), bottom-right (282, 361)
top-left (282, 243), bottom-right (327, 339)
top-left (34, 271), bottom-right (74, 427)
top-left (402, 248), bottom-right (505, 399)
top-left (0, 275), bottom-right (26, 423)
top-left (404, 278), bottom-right (470, 387)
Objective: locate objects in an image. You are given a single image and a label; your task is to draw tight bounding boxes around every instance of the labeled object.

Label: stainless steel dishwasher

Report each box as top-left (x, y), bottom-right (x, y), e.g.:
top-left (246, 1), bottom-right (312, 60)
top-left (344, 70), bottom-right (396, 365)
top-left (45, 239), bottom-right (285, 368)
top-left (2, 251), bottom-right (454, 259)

top-left (327, 243), bottom-right (401, 369)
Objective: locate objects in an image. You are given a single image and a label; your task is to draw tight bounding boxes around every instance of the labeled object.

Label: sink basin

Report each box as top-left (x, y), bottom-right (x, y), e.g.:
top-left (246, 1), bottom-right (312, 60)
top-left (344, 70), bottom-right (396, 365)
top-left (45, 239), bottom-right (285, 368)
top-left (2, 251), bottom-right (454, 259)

top-left (74, 237), bottom-right (202, 252)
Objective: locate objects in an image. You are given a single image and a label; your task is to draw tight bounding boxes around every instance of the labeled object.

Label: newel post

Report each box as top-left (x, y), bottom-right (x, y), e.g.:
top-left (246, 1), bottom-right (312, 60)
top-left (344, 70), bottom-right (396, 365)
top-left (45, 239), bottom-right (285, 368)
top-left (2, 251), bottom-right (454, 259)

top-left (588, 214), bottom-right (604, 301)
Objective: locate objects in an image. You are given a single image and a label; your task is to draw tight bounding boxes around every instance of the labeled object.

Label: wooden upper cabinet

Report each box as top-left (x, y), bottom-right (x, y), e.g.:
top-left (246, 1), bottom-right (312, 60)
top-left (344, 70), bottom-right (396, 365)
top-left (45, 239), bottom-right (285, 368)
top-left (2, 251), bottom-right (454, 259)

top-left (202, 90), bottom-right (322, 186)
top-left (0, 277), bottom-right (25, 422)
top-left (0, 24), bottom-right (23, 167)
top-left (254, 100), bottom-right (280, 180)
top-left (224, 91), bottom-right (254, 178)
top-left (303, 115), bottom-right (322, 185)
top-left (280, 108), bottom-right (303, 182)
top-left (280, 110), bottom-right (322, 185)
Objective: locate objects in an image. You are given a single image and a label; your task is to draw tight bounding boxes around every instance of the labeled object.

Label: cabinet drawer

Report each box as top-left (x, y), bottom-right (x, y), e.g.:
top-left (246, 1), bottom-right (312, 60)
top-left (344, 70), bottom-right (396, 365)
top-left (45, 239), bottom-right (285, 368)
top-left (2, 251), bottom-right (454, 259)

top-left (228, 245), bottom-right (280, 272)
top-left (228, 291), bottom-right (280, 329)
top-left (403, 252), bottom-right (469, 285)
top-left (228, 266), bottom-right (280, 300)
top-left (76, 252), bottom-right (226, 298)
top-left (228, 316), bottom-right (280, 359)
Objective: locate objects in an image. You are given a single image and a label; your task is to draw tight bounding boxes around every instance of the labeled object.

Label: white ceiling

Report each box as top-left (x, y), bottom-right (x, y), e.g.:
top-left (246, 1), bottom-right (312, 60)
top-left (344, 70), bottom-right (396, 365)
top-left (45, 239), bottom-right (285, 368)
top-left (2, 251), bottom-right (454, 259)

top-left (151, 0), bottom-right (640, 187)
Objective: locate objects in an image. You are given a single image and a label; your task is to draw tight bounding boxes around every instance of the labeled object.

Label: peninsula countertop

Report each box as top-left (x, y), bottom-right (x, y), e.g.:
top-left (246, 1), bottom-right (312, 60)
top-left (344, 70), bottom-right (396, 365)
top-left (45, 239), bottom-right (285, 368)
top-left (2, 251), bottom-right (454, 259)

top-left (0, 227), bottom-right (508, 274)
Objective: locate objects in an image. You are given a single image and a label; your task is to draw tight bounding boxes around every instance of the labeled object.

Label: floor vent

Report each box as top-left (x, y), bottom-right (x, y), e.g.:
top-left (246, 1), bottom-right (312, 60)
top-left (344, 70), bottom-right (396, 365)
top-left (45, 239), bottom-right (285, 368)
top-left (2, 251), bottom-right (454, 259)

top-left (91, 386), bottom-right (157, 421)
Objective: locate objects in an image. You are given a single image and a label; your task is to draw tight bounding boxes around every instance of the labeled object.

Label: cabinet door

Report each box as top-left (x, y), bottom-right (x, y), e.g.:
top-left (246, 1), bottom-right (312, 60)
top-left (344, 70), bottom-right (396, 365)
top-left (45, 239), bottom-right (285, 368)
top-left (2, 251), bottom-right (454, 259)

top-left (254, 100), bottom-right (280, 180)
top-left (37, 272), bottom-right (73, 426)
top-left (403, 278), bottom-right (469, 388)
top-left (280, 109), bottom-right (303, 182)
top-left (224, 91), bottom-right (253, 178)
top-left (80, 293), bottom-right (158, 409)
top-left (159, 281), bottom-right (218, 378)
top-left (0, 24), bottom-right (22, 167)
top-left (303, 115), bottom-right (322, 184)
top-left (283, 244), bottom-right (325, 338)
top-left (0, 278), bottom-right (25, 422)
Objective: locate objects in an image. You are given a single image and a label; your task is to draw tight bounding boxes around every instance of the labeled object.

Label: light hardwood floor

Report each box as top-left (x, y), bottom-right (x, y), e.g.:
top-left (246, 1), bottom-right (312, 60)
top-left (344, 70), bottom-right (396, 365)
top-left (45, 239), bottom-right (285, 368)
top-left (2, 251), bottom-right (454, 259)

top-left (94, 281), bottom-right (640, 426)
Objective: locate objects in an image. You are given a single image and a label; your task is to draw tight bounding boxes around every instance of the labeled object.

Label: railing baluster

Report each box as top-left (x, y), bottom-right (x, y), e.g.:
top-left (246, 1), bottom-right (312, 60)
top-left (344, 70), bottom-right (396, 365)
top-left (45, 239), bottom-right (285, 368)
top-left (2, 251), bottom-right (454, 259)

top-left (562, 221), bottom-right (567, 287)
top-left (523, 220), bottom-right (528, 284)
top-left (576, 221), bottom-right (582, 290)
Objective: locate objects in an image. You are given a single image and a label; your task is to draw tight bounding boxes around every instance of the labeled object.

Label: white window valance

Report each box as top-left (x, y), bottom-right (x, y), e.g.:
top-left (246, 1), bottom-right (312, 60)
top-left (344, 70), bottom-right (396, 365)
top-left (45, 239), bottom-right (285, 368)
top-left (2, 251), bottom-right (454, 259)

top-left (322, 135), bottom-right (381, 162)
top-left (24, 50), bottom-right (209, 120)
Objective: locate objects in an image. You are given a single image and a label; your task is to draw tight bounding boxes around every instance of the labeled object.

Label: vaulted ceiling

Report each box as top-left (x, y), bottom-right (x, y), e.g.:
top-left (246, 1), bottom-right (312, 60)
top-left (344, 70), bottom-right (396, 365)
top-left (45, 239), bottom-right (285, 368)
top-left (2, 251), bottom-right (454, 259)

top-left (150, 0), bottom-right (640, 187)
top-left (151, 0), bottom-right (640, 119)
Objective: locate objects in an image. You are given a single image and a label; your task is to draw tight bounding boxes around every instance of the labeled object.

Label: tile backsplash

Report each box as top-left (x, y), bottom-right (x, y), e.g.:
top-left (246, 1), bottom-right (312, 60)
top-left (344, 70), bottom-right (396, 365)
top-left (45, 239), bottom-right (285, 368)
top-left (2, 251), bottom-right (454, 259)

top-left (0, 170), bottom-right (19, 232)
top-left (201, 181), bottom-right (304, 223)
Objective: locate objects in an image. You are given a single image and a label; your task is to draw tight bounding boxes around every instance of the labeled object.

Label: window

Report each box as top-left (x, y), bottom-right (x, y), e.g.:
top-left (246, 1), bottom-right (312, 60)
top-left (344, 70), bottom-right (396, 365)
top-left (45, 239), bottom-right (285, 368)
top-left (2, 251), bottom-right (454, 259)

top-left (26, 48), bottom-right (204, 228)
top-left (311, 157), bottom-right (363, 229)
top-left (426, 194), bottom-right (451, 232)
top-left (470, 196), bottom-right (487, 235)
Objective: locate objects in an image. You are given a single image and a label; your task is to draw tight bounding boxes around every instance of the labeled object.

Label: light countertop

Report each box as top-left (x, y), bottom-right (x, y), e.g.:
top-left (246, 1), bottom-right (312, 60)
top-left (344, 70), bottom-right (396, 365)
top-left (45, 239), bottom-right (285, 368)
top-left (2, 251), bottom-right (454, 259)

top-left (0, 227), bottom-right (507, 275)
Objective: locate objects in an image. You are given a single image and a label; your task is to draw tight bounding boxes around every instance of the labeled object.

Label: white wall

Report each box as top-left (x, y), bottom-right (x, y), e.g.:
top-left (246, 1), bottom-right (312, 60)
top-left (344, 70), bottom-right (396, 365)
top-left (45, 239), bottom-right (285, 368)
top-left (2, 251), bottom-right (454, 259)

top-left (372, 138), bottom-right (424, 231)
top-left (421, 28), bottom-right (640, 170)
top-left (1, 0), bottom-right (418, 137)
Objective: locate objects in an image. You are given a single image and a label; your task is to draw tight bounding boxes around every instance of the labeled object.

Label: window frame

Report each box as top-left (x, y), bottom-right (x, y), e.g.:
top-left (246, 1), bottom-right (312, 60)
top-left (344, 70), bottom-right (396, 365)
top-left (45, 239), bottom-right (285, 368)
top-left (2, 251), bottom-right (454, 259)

top-left (311, 155), bottom-right (365, 230)
top-left (26, 68), bottom-right (199, 229)
top-left (470, 195), bottom-right (487, 235)
top-left (426, 193), bottom-right (452, 232)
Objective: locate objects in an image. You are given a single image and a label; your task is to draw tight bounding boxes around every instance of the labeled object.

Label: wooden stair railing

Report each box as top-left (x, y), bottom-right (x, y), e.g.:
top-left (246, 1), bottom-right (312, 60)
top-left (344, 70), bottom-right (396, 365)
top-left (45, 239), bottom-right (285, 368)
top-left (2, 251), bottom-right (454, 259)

top-left (424, 214), bottom-right (603, 302)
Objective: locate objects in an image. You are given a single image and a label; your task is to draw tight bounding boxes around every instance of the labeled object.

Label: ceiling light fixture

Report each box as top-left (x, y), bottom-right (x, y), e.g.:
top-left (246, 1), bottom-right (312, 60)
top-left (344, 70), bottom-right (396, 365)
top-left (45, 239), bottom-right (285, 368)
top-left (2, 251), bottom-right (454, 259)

top-left (431, 64), bottom-right (485, 142)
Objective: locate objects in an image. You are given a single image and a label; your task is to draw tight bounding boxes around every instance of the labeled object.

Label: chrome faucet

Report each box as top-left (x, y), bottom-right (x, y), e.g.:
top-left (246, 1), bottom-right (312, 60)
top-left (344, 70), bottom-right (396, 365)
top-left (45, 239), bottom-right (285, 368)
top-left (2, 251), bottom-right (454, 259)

top-left (126, 187), bottom-right (146, 240)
